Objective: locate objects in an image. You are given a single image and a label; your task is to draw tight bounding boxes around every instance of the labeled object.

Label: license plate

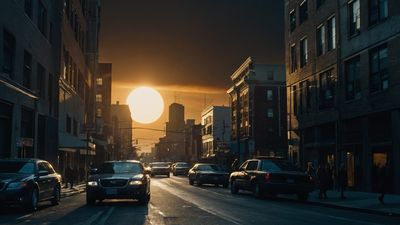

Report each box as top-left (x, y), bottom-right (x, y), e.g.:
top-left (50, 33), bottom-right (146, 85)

top-left (287, 179), bottom-right (295, 183)
top-left (106, 188), bottom-right (117, 195)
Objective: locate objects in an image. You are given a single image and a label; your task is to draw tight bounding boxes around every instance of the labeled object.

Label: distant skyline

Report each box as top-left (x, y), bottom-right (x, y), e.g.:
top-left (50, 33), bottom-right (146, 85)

top-left (99, 0), bottom-right (285, 152)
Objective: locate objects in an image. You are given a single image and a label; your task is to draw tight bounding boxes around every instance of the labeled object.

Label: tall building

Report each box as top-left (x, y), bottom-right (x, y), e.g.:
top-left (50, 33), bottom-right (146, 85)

top-left (201, 106), bottom-right (231, 158)
top-left (165, 103), bottom-right (185, 161)
top-left (228, 57), bottom-right (287, 162)
top-left (111, 101), bottom-right (133, 160)
top-left (285, 0), bottom-right (400, 193)
top-left (0, 0), bottom-right (62, 167)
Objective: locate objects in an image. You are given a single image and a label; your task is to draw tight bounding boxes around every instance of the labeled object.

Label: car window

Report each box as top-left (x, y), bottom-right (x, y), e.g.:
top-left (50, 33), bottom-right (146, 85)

top-left (246, 161), bottom-right (259, 170)
top-left (151, 162), bottom-right (170, 167)
top-left (44, 162), bottom-right (55, 174)
top-left (260, 160), bottom-right (298, 172)
top-left (0, 161), bottom-right (35, 174)
top-left (99, 162), bottom-right (142, 174)
top-left (38, 162), bottom-right (48, 172)
top-left (176, 163), bottom-right (189, 168)
top-left (197, 164), bottom-right (222, 171)
top-left (239, 162), bottom-right (248, 170)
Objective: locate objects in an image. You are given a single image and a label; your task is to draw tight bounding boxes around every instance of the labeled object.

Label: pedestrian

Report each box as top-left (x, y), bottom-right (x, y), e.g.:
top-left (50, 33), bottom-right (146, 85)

top-left (65, 166), bottom-right (74, 189)
top-left (338, 163), bottom-right (348, 199)
top-left (306, 162), bottom-right (316, 178)
top-left (317, 165), bottom-right (328, 199)
top-left (326, 165), bottom-right (334, 190)
top-left (377, 164), bottom-right (387, 204)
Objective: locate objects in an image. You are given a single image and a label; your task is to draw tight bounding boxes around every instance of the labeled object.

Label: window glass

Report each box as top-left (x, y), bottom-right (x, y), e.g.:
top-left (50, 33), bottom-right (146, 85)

top-left (246, 161), bottom-right (258, 170)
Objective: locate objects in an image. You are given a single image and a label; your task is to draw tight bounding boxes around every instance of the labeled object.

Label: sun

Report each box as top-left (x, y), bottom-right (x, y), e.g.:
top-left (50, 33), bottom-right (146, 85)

top-left (127, 87), bottom-right (164, 124)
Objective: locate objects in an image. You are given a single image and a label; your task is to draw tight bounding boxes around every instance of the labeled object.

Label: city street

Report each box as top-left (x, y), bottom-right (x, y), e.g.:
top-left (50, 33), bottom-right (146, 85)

top-left (0, 176), bottom-right (398, 225)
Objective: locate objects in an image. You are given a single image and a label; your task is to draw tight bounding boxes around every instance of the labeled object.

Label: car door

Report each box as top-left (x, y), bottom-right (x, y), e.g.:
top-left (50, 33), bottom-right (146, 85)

top-left (243, 160), bottom-right (259, 190)
top-left (44, 162), bottom-right (58, 193)
top-left (37, 162), bottom-right (51, 199)
top-left (234, 161), bottom-right (248, 188)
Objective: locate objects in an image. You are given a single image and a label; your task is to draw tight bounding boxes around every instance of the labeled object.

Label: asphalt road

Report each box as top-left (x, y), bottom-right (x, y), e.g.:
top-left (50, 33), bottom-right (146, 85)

top-left (0, 175), bottom-right (398, 225)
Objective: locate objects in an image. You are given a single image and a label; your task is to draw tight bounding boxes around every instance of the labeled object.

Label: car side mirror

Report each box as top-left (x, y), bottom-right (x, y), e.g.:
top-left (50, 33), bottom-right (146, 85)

top-left (89, 168), bottom-right (98, 175)
top-left (38, 170), bottom-right (49, 176)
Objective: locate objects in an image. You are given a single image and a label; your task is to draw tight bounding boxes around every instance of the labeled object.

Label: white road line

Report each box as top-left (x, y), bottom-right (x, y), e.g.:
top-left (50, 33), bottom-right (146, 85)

top-left (97, 207), bottom-right (115, 225)
top-left (77, 210), bottom-right (104, 225)
top-left (16, 213), bottom-right (33, 220)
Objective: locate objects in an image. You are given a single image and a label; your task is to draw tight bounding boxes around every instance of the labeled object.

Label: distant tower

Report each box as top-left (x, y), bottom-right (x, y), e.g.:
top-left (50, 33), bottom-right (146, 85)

top-left (168, 103), bottom-right (185, 131)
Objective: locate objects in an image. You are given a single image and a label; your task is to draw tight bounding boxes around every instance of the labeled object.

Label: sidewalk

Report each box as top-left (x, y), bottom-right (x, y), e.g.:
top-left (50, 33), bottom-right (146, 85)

top-left (283, 190), bottom-right (400, 217)
top-left (61, 183), bottom-right (86, 198)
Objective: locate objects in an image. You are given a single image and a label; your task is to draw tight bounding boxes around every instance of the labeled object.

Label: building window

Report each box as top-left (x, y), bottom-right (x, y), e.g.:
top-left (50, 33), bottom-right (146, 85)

top-left (96, 78), bottom-right (103, 86)
top-left (25, 0), bottom-right (33, 18)
top-left (3, 30), bottom-right (16, 76)
top-left (73, 119), bottom-right (78, 136)
top-left (301, 80), bottom-right (311, 113)
top-left (267, 71), bottom-right (274, 80)
top-left (66, 115), bottom-right (71, 133)
top-left (23, 51), bottom-right (32, 89)
top-left (369, 0), bottom-right (388, 25)
top-left (316, 24), bottom-right (326, 56)
top-left (345, 56), bottom-right (361, 100)
top-left (96, 108), bottom-right (102, 117)
top-left (306, 80), bottom-right (311, 110)
top-left (319, 69), bottom-right (335, 109)
top-left (317, 0), bottom-right (325, 9)
top-left (299, 0), bottom-right (308, 24)
top-left (48, 73), bottom-right (54, 115)
top-left (66, 0), bottom-right (71, 20)
top-left (300, 38), bottom-right (308, 67)
top-left (289, 10), bottom-right (296, 32)
top-left (37, 64), bottom-right (46, 98)
top-left (370, 44), bottom-right (388, 93)
top-left (267, 108), bottom-right (274, 118)
top-left (290, 44), bottom-right (297, 72)
top-left (38, 1), bottom-right (48, 36)
top-left (267, 90), bottom-right (273, 101)
top-left (327, 16), bottom-right (336, 51)
top-left (293, 85), bottom-right (298, 116)
top-left (349, 0), bottom-right (360, 37)
top-left (96, 94), bottom-right (102, 102)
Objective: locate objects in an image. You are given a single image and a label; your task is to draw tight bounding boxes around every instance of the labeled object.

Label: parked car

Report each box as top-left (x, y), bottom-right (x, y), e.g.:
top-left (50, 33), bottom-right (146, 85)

top-left (0, 158), bottom-right (62, 211)
top-left (86, 160), bottom-right (150, 205)
top-left (172, 162), bottom-right (190, 176)
top-left (188, 163), bottom-right (229, 187)
top-left (150, 162), bottom-right (171, 177)
top-left (229, 157), bottom-right (314, 201)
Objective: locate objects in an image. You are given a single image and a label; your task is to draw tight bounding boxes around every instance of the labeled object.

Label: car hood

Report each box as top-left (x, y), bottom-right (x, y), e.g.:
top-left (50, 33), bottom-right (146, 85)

top-left (90, 173), bottom-right (144, 180)
top-left (0, 173), bottom-right (33, 183)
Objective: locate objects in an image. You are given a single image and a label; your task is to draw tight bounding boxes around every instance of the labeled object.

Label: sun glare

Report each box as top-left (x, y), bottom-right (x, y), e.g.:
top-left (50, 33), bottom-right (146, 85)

top-left (127, 87), bottom-right (164, 124)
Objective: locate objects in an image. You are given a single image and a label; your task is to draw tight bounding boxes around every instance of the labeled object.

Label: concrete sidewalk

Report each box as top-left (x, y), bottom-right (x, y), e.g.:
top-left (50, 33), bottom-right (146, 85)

top-left (283, 190), bottom-right (400, 217)
top-left (61, 183), bottom-right (86, 198)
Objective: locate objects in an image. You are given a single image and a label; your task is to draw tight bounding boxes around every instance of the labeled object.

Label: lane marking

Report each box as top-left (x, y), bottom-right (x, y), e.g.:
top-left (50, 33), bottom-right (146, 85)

top-left (77, 210), bottom-right (104, 225)
top-left (16, 213), bottom-right (33, 220)
top-left (97, 207), bottom-right (115, 225)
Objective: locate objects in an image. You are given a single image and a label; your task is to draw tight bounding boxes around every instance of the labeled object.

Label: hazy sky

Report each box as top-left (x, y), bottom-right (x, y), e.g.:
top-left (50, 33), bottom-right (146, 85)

top-left (99, 0), bottom-right (285, 152)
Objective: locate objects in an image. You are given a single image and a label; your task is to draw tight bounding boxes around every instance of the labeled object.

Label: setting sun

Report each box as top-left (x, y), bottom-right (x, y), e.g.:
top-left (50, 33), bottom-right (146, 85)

top-left (127, 87), bottom-right (164, 124)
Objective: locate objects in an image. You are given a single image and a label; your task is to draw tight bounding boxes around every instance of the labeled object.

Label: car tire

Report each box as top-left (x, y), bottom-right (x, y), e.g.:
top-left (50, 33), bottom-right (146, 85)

top-left (252, 183), bottom-right (263, 198)
top-left (189, 179), bottom-right (194, 185)
top-left (26, 188), bottom-right (39, 211)
top-left (297, 193), bottom-right (309, 202)
top-left (51, 185), bottom-right (60, 206)
top-left (230, 180), bottom-right (238, 194)
top-left (138, 194), bottom-right (150, 205)
top-left (86, 194), bottom-right (96, 206)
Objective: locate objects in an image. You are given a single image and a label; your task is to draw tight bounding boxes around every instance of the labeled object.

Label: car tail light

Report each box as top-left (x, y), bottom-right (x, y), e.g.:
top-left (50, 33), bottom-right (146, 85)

top-left (265, 173), bottom-right (270, 181)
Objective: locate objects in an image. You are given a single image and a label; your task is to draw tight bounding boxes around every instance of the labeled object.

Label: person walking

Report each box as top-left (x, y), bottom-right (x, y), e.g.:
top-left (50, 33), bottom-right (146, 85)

top-left (317, 165), bottom-right (328, 199)
top-left (65, 166), bottom-right (75, 189)
top-left (338, 164), bottom-right (348, 199)
top-left (377, 164), bottom-right (387, 204)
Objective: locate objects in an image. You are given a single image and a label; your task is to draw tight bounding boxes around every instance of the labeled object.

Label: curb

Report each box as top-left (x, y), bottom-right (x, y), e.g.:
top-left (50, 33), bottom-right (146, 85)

top-left (61, 185), bottom-right (86, 198)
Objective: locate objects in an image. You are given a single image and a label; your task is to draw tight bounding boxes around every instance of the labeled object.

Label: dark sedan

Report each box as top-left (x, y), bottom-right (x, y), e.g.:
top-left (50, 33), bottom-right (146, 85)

top-left (172, 162), bottom-right (190, 176)
top-left (188, 163), bottom-right (229, 188)
top-left (229, 157), bottom-right (314, 200)
top-left (150, 162), bottom-right (171, 177)
top-left (0, 158), bottom-right (62, 211)
top-left (86, 160), bottom-right (150, 205)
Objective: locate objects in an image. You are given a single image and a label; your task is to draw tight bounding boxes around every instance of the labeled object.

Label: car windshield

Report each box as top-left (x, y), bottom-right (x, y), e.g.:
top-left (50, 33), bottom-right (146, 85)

top-left (260, 160), bottom-right (299, 172)
top-left (0, 161), bottom-right (35, 174)
top-left (197, 164), bottom-right (222, 171)
top-left (151, 162), bottom-right (170, 167)
top-left (176, 163), bottom-right (189, 168)
top-left (98, 162), bottom-right (142, 174)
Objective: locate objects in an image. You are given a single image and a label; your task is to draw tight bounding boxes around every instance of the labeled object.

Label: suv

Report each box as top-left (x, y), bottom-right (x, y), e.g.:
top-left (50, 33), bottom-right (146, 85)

top-left (86, 160), bottom-right (150, 205)
top-left (229, 158), bottom-right (314, 201)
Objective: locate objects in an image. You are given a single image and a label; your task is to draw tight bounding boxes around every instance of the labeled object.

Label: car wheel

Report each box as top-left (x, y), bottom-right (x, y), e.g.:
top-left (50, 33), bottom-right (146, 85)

top-left (51, 185), bottom-right (60, 206)
top-left (230, 180), bottom-right (238, 194)
top-left (138, 194), bottom-right (150, 205)
top-left (297, 193), bottom-right (309, 202)
top-left (86, 194), bottom-right (96, 206)
top-left (252, 183), bottom-right (263, 198)
top-left (26, 188), bottom-right (39, 211)
top-left (189, 179), bottom-right (194, 185)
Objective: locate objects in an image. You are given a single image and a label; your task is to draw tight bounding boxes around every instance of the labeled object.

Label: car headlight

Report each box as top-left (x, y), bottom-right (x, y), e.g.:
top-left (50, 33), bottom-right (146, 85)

top-left (6, 182), bottom-right (28, 190)
top-left (87, 181), bottom-right (98, 186)
top-left (129, 180), bottom-right (143, 185)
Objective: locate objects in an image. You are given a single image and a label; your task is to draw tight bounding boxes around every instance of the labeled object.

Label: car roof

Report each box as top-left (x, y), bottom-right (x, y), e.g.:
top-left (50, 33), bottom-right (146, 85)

top-left (0, 158), bottom-right (42, 163)
top-left (253, 156), bottom-right (287, 160)
top-left (104, 160), bottom-right (141, 164)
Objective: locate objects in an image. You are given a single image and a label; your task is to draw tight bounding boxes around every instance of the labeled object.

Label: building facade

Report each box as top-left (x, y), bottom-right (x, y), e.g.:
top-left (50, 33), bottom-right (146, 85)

top-left (0, 0), bottom-right (62, 167)
top-left (285, 0), bottom-right (400, 193)
top-left (201, 106), bottom-right (231, 158)
top-left (228, 57), bottom-right (287, 162)
top-left (111, 101), bottom-right (133, 160)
